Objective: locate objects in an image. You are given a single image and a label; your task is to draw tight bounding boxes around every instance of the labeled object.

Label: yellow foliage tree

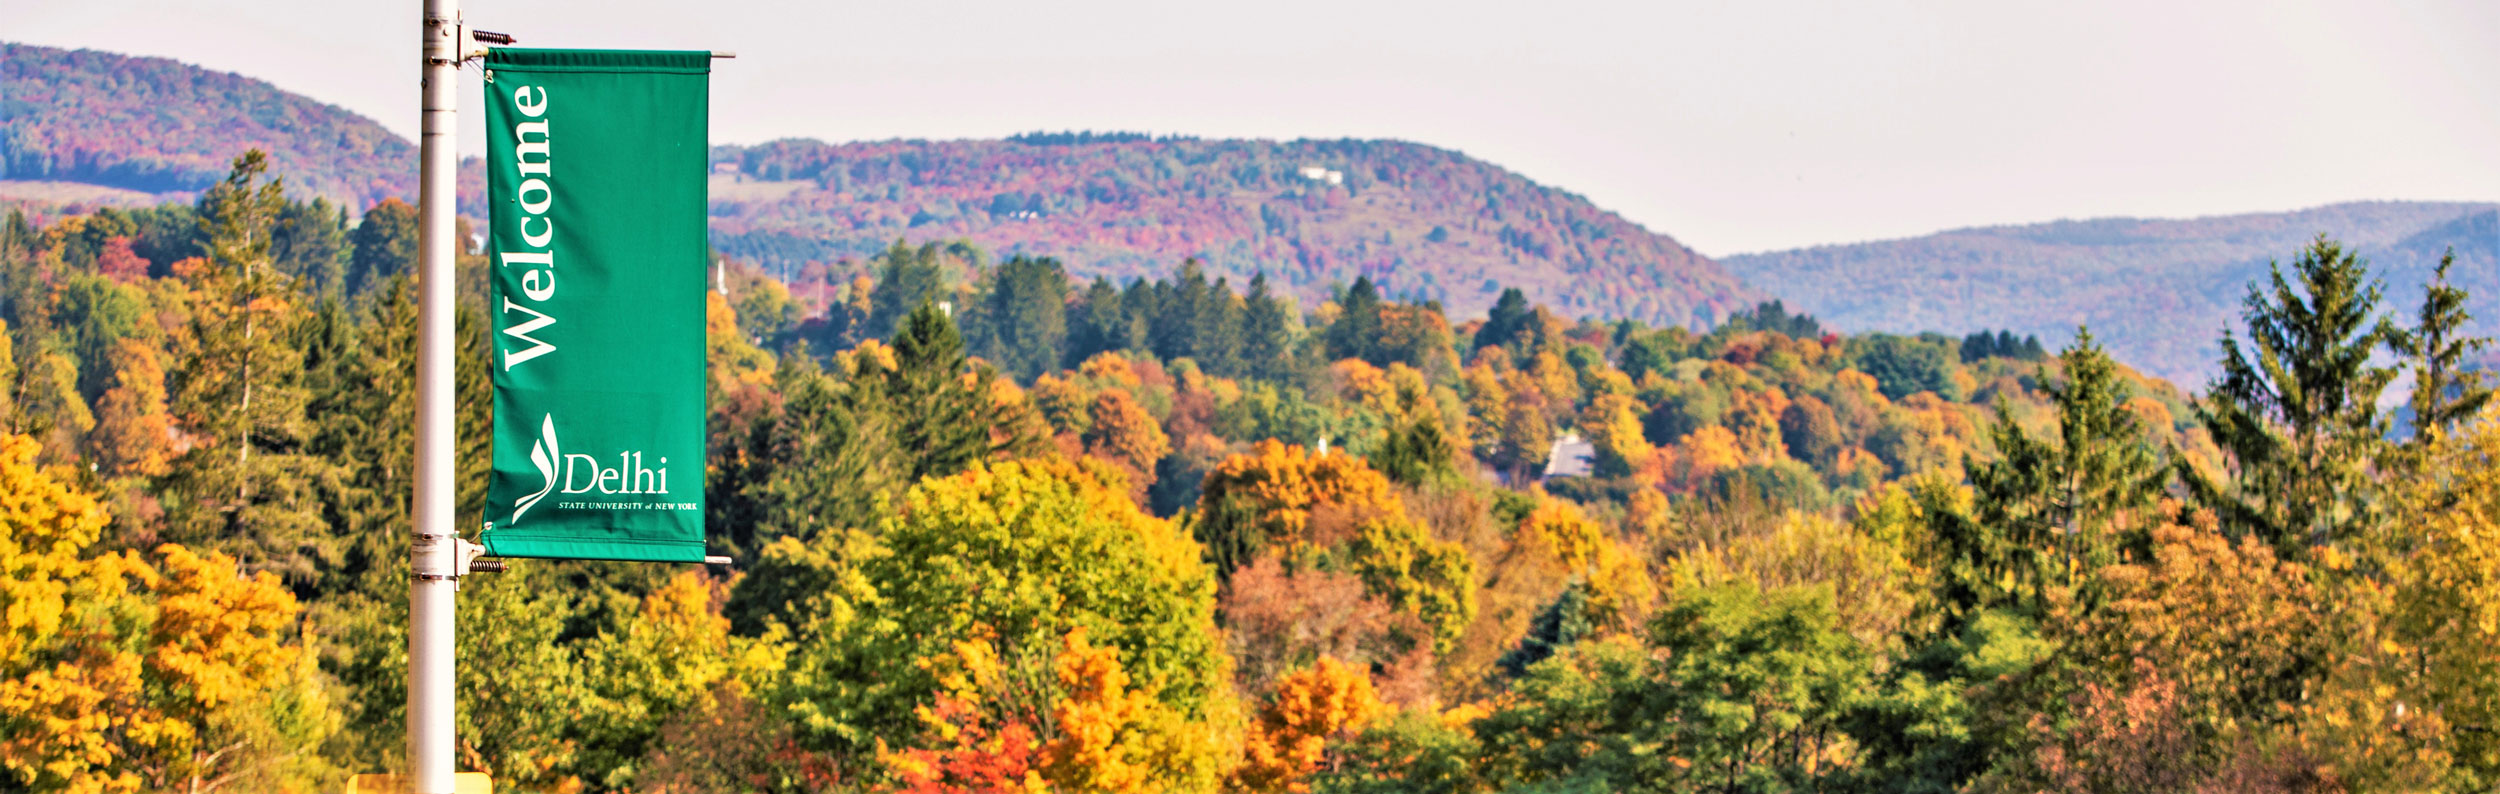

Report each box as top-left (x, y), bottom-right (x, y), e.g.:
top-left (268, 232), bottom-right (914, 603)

top-left (1512, 498), bottom-right (1653, 629)
top-left (1083, 389), bottom-right (1171, 477)
top-left (85, 339), bottom-right (173, 479)
top-left (1233, 657), bottom-right (1383, 793)
top-left (706, 290), bottom-right (777, 392)
top-left (1577, 392), bottom-right (1651, 479)
top-left (1677, 425), bottom-right (1746, 488)
top-left (2297, 411), bottom-right (2500, 788)
top-left (0, 434), bottom-right (318, 793)
top-left (1038, 629), bottom-right (1161, 793)
top-left (1197, 440), bottom-right (1405, 578)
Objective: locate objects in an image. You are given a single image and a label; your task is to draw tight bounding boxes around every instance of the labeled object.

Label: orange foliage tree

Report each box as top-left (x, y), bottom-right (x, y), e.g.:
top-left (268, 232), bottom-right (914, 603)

top-left (1233, 657), bottom-right (1384, 793)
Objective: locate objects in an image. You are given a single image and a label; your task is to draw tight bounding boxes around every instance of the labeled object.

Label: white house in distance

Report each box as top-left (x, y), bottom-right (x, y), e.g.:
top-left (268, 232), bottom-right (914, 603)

top-left (1299, 165), bottom-right (1345, 186)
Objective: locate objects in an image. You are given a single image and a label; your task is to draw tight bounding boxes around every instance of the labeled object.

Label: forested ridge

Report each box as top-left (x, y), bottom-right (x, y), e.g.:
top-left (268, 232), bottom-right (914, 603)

top-left (681, 135), bottom-right (1755, 329)
top-left (5, 151), bottom-right (2500, 794)
top-left (3, 41), bottom-right (1760, 332)
top-left (0, 43), bottom-right (414, 210)
top-left (1724, 200), bottom-right (2500, 386)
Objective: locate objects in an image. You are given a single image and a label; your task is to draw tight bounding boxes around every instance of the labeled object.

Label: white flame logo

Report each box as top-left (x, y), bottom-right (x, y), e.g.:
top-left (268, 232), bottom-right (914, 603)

top-left (513, 414), bottom-right (560, 522)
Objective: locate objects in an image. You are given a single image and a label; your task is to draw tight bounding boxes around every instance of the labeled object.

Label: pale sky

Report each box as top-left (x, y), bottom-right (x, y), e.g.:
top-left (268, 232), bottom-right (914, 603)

top-left (12, 0), bottom-right (2498, 256)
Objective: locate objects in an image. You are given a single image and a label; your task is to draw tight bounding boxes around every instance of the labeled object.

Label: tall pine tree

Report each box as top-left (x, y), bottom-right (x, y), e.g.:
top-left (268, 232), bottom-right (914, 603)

top-left (1240, 272), bottom-right (1297, 382)
top-left (2185, 235), bottom-right (2401, 556)
top-left (1964, 327), bottom-right (2167, 598)
top-left (1326, 276), bottom-right (1385, 365)
top-left (966, 255), bottom-right (1068, 381)
top-left (163, 150), bottom-right (339, 589)
top-left (2400, 249), bottom-right (2493, 447)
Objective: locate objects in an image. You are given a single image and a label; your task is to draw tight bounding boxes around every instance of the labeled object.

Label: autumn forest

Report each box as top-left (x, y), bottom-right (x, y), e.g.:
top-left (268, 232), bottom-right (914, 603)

top-left (3, 143), bottom-right (2498, 794)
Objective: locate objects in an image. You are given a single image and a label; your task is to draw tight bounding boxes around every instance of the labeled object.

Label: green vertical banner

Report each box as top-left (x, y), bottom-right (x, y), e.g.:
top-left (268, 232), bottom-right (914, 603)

top-left (479, 49), bottom-right (710, 562)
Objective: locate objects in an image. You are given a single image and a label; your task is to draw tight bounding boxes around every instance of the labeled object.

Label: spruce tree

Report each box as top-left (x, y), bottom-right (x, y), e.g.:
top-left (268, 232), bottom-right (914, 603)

top-left (1326, 276), bottom-right (1385, 365)
top-left (1967, 327), bottom-right (2167, 590)
top-left (2401, 249), bottom-right (2492, 446)
top-left (1240, 272), bottom-right (1297, 381)
top-left (1119, 276), bottom-right (1159, 353)
top-left (1152, 259), bottom-right (1211, 363)
top-left (886, 300), bottom-right (985, 482)
top-left (1194, 276), bottom-right (1246, 377)
top-left (273, 197), bottom-right (349, 296)
top-left (1066, 277), bottom-right (1129, 367)
top-left (1497, 581), bottom-right (1593, 677)
top-left (967, 255), bottom-right (1068, 381)
top-left (1475, 287), bottom-right (1532, 354)
top-left (163, 150), bottom-right (337, 588)
top-left (864, 239), bottom-right (945, 341)
top-left (2186, 235), bottom-right (2401, 555)
top-left (345, 198), bottom-right (418, 301)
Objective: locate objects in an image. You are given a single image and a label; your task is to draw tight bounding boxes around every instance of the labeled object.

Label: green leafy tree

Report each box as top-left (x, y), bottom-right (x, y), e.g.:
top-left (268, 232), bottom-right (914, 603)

top-left (776, 459), bottom-right (1230, 789)
top-left (1847, 333), bottom-right (1962, 401)
top-left (1476, 583), bottom-right (1873, 793)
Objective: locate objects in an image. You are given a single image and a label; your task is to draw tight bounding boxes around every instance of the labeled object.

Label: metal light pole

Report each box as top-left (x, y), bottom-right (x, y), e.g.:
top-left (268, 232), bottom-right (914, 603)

top-left (412, 2), bottom-right (471, 792)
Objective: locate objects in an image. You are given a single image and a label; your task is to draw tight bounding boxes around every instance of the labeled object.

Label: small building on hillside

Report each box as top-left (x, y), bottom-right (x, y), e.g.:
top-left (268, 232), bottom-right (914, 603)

top-left (1542, 432), bottom-right (1595, 480)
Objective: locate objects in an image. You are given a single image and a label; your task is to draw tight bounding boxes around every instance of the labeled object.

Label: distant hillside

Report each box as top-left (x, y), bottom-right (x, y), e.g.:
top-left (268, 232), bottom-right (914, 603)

top-left (1724, 202), bottom-right (2500, 386)
top-left (683, 135), bottom-right (1760, 327)
top-left (1, 42), bottom-right (411, 210)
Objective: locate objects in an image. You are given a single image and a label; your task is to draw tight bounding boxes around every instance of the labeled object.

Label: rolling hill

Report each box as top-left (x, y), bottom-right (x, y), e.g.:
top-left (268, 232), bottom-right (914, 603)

top-left (677, 134), bottom-right (1761, 327)
top-left (1724, 202), bottom-right (2500, 387)
top-left (3, 43), bottom-right (1759, 328)
top-left (1, 42), bottom-right (413, 210)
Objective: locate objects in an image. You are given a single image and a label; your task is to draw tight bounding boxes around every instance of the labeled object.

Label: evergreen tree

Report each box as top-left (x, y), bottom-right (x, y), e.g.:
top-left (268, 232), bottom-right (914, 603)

top-left (307, 277), bottom-right (419, 599)
top-left (1240, 272), bottom-right (1297, 381)
top-left (1152, 259), bottom-right (1212, 363)
top-left (1066, 277), bottom-right (1131, 367)
top-left (2186, 235), bottom-right (2401, 555)
top-left (1120, 276), bottom-right (1160, 354)
top-left (2400, 249), bottom-right (2492, 446)
top-left (1372, 412), bottom-right (1456, 486)
top-left (886, 300), bottom-right (1037, 483)
top-left (1474, 287), bottom-right (1532, 354)
top-left (162, 150), bottom-right (337, 589)
top-left (1964, 327), bottom-right (2167, 603)
top-left (864, 239), bottom-right (946, 341)
top-left (966, 255), bottom-right (1068, 381)
top-left (1195, 276), bottom-right (1246, 377)
top-left (345, 198), bottom-right (418, 301)
top-left (1496, 581), bottom-right (1593, 677)
top-left (272, 197), bottom-right (348, 296)
top-left (731, 351), bottom-right (900, 554)
top-left (1326, 276), bottom-right (1385, 365)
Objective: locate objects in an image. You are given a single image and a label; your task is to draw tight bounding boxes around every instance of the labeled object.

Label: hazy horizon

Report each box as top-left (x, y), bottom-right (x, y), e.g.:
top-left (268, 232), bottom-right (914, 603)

top-left (13, 0), bottom-right (2498, 257)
